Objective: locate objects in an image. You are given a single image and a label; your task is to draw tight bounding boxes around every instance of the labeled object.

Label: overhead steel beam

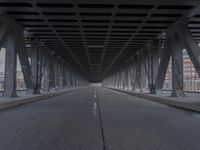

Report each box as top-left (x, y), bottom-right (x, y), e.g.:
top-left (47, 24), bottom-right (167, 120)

top-left (102, 1), bottom-right (200, 81)
top-left (97, 6), bottom-right (118, 80)
top-left (74, 5), bottom-right (94, 80)
top-left (101, 5), bottom-right (159, 79)
top-left (32, 4), bottom-right (90, 80)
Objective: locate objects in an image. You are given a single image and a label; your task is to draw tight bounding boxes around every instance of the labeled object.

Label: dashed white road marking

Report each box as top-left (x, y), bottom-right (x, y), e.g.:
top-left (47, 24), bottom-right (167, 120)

top-left (93, 102), bottom-right (97, 117)
top-left (94, 89), bottom-right (97, 98)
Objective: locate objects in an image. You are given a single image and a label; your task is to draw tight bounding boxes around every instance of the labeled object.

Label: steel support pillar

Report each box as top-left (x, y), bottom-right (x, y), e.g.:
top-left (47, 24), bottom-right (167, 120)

top-left (65, 68), bottom-right (70, 88)
top-left (3, 32), bottom-right (17, 97)
top-left (68, 69), bottom-right (72, 87)
top-left (58, 65), bottom-right (64, 90)
top-left (152, 48), bottom-right (159, 85)
top-left (113, 73), bottom-right (117, 88)
top-left (148, 47), bottom-right (159, 94)
top-left (119, 69), bottom-right (123, 89)
top-left (135, 54), bottom-right (142, 92)
top-left (125, 63), bottom-right (129, 90)
top-left (75, 75), bottom-right (78, 87)
top-left (70, 71), bottom-right (74, 87)
top-left (43, 58), bottom-right (50, 92)
top-left (122, 69), bottom-right (126, 90)
top-left (17, 37), bottom-right (34, 94)
top-left (117, 72), bottom-right (121, 89)
top-left (130, 59), bottom-right (136, 91)
top-left (127, 64), bottom-right (131, 90)
top-left (141, 54), bottom-right (147, 91)
top-left (72, 73), bottom-right (75, 87)
top-left (49, 55), bottom-right (55, 90)
top-left (38, 46), bottom-right (43, 91)
top-left (171, 33), bottom-right (185, 97)
top-left (178, 20), bottom-right (200, 78)
top-left (155, 37), bottom-right (171, 94)
top-left (30, 40), bottom-right (41, 94)
top-left (63, 66), bottom-right (67, 88)
top-left (53, 57), bottom-right (59, 91)
top-left (147, 47), bottom-right (153, 93)
top-left (116, 72), bottom-right (119, 88)
top-left (0, 16), bottom-right (88, 95)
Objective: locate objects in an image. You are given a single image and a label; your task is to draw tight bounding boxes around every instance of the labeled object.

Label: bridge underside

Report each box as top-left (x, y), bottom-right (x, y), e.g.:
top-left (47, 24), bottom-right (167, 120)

top-left (0, 0), bottom-right (200, 97)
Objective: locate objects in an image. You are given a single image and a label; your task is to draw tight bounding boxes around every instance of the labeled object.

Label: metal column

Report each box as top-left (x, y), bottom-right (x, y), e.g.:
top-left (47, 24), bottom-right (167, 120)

top-left (171, 33), bottom-right (185, 97)
top-left (3, 32), bottom-right (17, 97)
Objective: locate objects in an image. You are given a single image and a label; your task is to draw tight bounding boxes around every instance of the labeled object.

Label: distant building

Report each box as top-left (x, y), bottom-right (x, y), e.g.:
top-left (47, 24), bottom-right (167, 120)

top-left (16, 71), bottom-right (26, 90)
top-left (163, 50), bottom-right (200, 92)
top-left (0, 72), bottom-right (4, 91)
top-left (0, 71), bottom-right (26, 91)
top-left (0, 48), bottom-right (26, 91)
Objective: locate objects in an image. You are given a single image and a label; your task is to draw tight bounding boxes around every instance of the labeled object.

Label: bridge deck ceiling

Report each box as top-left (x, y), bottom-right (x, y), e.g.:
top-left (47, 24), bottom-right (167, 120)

top-left (0, 0), bottom-right (199, 82)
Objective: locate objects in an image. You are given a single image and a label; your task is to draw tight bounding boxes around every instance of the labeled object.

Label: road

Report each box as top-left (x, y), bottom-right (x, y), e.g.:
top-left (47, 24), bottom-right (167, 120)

top-left (0, 87), bottom-right (200, 150)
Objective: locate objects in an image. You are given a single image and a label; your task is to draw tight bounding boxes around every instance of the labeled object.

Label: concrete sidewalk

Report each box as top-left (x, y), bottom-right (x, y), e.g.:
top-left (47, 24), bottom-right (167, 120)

top-left (0, 87), bottom-right (81, 111)
top-left (109, 87), bottom-right (200, 113)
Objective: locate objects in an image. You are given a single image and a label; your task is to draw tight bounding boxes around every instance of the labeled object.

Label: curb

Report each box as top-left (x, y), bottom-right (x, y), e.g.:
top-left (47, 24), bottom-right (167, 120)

top-left (0, 88), bottom-right (80, 111)
top-left (107, 87), bottom-right (200, 113)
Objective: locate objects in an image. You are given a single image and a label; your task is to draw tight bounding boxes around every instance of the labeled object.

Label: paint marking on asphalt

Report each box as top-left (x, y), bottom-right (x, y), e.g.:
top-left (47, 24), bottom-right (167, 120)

top-left (94, 89), bottom-right (97, 98)
top-left (96, 91), bottom-right (107, 150)
top-left (93, 102), bottom-right (97, 117)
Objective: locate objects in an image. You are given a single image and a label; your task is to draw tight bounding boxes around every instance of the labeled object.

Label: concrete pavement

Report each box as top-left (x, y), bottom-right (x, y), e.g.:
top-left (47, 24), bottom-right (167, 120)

top-left (0, 87), bottom-right (82, 111)
top-left (0, 87), bottom-right (200, 150)
top-left (98, 88), bottom-right (200, 150)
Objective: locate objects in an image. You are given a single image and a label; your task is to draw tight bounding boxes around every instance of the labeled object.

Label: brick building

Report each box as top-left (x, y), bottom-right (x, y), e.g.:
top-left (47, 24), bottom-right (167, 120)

top-left (163, 50), bottom-right (200, 92)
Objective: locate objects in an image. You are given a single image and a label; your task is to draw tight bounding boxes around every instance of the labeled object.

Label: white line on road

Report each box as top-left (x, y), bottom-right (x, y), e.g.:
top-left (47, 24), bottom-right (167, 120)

top-left (94, 89), bottom-right (97, 98)
top-left (93, 102), bottom-right (97, 117)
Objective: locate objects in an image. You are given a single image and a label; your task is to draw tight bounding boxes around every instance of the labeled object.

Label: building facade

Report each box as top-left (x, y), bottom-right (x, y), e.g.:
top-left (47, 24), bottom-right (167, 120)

top-left (163, 50), bottom-right (200, 92)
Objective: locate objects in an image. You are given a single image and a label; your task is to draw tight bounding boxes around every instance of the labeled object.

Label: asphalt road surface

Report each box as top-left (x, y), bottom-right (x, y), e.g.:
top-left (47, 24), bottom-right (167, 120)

top-left (0, 87), bottom-right (200, 150)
